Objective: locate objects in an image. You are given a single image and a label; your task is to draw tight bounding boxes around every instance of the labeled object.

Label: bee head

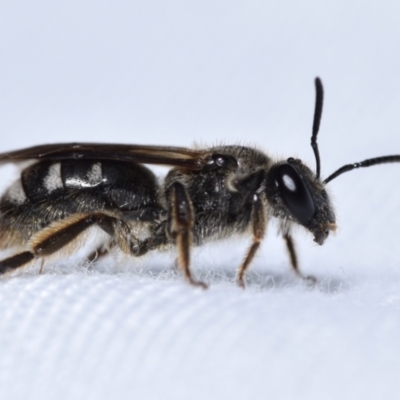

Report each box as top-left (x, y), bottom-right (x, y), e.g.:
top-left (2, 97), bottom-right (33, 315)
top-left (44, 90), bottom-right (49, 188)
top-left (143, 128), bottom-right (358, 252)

top-left (262, 77), bottom-right (335, 244)
top-left (283, 77), bottom-right (400, 242)
top-left (265, 157), bottom-right (336, 245)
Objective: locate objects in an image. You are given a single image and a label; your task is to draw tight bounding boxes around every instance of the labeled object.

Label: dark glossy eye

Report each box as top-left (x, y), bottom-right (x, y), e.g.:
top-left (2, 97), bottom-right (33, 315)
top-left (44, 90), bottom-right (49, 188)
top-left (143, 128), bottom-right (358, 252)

top-left (274, 164), bottom-right (315, 224)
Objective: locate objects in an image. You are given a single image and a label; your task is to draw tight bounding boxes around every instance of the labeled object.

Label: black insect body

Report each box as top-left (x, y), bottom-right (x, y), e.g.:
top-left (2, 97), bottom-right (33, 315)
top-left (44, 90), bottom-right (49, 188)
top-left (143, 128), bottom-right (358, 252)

top-left (0, 78), bottom-right (399, 288)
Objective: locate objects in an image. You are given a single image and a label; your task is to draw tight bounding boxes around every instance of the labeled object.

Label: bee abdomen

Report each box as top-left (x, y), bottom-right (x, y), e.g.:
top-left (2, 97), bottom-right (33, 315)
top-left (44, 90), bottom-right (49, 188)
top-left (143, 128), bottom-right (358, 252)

top-left (0, 159), bottom-right (162, 247)
top-left (10, 159), bottom-right (160, 208)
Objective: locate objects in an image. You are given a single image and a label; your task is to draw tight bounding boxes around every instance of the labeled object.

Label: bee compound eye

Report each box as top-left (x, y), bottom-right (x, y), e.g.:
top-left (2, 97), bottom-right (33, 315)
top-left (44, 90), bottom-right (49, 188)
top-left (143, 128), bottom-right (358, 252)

top-left (275, 164), bottom-right (316, 224)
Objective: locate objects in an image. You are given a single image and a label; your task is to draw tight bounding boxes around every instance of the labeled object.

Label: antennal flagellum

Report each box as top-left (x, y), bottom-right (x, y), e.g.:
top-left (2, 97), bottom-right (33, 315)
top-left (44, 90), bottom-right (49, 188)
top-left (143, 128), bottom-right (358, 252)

top-left (311, 77), bottom-right (324, 179)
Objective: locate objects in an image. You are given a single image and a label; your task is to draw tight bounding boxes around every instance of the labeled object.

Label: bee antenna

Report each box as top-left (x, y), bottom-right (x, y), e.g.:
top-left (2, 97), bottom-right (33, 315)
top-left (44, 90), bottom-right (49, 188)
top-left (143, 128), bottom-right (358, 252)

top-left (310, 77), bottom-right (324, 179)
top-left (323, 155), bottom-right (400, 184)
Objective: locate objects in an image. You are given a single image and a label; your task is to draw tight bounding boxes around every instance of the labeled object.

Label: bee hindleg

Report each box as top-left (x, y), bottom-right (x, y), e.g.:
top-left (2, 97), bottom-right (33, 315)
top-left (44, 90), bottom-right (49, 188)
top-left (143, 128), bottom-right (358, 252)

top-left (0, 212), bottom-right (139, 275)
top-left (236, 194), bottom-right (267, 288)
top-left (0, 252), bottom-right (35, 274)
top-left (169, 182), bottom-right (207, 289)
top-left (283, 233), bottom-right (316, 284)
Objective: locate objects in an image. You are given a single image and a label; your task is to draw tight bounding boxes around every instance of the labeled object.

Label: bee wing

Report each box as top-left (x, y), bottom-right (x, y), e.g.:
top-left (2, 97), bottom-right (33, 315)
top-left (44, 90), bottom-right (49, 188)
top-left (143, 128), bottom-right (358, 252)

top-left (0, 143), bottom-right (210, 170)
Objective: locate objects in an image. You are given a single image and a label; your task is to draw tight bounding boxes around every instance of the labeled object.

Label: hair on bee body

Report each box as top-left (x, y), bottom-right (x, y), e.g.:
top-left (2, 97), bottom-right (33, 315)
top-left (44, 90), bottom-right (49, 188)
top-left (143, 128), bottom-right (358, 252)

top-left (0, 78), bottom-right (399, 288)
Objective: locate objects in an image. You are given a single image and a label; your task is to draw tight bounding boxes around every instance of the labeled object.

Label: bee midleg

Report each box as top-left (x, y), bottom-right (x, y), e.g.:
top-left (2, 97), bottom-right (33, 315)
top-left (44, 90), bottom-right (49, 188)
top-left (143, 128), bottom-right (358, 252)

top-left (236, 194), bottom-right (267, 288)
top-left (168, 182), bottom-right (207, 289)
top-left (0, 212), bottom-right (139, 275)
top-left (283, 234), bottom-right (316, 284)
top-left (87, 244), bottom-right (112, 263)
top-left (129, 227), bottom-right (167, 257)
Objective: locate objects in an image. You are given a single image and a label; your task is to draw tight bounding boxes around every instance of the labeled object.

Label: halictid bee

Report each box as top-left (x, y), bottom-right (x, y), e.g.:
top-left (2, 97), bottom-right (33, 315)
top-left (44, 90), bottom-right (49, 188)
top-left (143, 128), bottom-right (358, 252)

top-left (0, 78), bottom-right (399, 288)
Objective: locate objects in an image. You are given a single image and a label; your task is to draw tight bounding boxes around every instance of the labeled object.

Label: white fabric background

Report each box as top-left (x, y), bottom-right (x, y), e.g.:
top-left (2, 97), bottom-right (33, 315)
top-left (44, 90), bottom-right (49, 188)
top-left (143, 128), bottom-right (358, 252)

top-left (1, 1), bottom-right (400, 399)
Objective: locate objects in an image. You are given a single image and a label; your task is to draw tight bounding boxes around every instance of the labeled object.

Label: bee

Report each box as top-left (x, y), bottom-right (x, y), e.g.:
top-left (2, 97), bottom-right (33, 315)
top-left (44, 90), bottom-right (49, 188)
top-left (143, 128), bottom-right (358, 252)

top-left (0, 78), bottom-right (399, 288)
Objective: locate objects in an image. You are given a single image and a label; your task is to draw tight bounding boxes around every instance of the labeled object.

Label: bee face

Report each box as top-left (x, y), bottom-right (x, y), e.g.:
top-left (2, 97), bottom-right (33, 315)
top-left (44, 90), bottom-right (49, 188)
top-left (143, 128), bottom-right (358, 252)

top-left (265, 157), bottom-right (336, 245)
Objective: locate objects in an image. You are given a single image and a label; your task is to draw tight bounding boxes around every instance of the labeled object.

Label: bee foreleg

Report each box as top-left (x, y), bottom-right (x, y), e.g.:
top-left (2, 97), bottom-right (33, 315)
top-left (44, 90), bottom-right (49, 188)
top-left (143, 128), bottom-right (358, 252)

top-left (169, 182), bottom-right (207, 289)
top-left (236, 194), bottom-right (267, 288)
top-left (283, 233), bottom-right (316, 284)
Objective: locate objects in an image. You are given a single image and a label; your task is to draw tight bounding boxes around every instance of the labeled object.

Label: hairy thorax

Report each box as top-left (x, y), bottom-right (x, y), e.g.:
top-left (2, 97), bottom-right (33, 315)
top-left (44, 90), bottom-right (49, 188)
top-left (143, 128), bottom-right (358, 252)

top-left (164, 145), bottom-right (272, 244)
